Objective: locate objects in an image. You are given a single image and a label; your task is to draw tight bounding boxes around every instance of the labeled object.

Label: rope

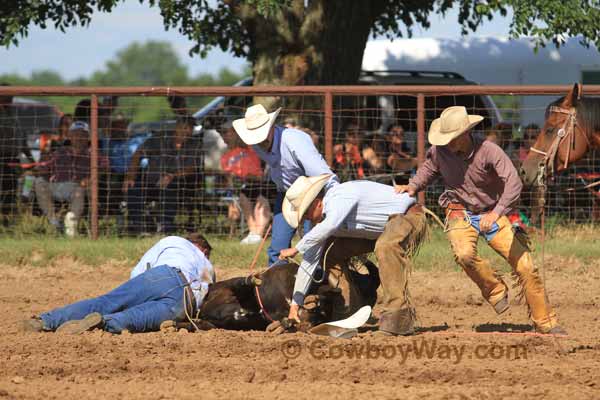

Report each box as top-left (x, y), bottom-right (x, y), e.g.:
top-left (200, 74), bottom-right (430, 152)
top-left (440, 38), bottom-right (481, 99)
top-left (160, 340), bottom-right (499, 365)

top-left (182, 286), bottom-right (201, 332)
top-left (246, 223), bottom-right (273, 322)
top-left (249, 223), bottom-right (272, 274)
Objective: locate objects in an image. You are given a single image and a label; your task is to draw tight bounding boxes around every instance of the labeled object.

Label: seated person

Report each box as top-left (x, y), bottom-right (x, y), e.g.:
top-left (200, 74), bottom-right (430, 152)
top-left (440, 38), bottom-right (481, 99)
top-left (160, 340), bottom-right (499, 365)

top-left (99, 118), bottom-right (140, 217)
top-left (220, 122), bottom-right (272, 245)
top-left (362, 124), bottom-right (417, 174)
top-left (23, 234), bottom-right (214, 334)
top-left (333, 123), bottom-right (365, 181)
top-left (122, 116), bottom-right (202, 235)
top-left (485, 128), bottom-right (499, 145)
top-left (34, 121), bottom-right (91, 236)
top-left (518, 123), bottom-right (539, 162)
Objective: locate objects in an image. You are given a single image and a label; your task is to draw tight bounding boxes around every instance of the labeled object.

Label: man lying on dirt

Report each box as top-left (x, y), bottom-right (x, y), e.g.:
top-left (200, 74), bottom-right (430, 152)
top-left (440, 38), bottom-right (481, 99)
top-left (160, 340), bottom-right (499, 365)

top-left (395, 106), bottom-right (565, 335)
top-left (22, 234), bottom-right (214, 334)
top-left (278, 174), bottom-right (427, 336)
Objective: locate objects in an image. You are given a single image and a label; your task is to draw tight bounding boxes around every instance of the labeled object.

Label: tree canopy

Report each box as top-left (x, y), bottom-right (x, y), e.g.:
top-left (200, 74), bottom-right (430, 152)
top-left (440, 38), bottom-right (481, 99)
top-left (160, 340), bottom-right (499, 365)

top-left (1, 0), bottom-right (599, 88)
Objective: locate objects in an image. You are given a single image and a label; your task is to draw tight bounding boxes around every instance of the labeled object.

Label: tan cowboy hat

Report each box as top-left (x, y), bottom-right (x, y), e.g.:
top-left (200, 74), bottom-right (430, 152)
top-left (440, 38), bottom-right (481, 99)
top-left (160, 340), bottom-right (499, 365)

top-left (282, 174), bottom-right (332, 229)
top-left (232, 104), bottom-right (282, 145)
top-left (428, 106), bottom-right (484, 146)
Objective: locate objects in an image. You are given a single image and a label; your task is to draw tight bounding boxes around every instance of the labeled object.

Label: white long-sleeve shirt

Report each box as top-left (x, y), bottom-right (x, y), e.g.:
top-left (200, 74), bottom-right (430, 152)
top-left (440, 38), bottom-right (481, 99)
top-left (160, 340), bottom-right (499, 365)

top-left (130, 236), bottom-right (215, 307)
top-left (292, 181), bottom-right (416, 305)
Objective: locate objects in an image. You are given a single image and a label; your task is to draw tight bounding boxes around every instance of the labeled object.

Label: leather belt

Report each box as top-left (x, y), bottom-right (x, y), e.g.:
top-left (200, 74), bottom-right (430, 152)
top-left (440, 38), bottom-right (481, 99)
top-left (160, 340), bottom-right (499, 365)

top-left (446, 202), bottom-right (492, 216)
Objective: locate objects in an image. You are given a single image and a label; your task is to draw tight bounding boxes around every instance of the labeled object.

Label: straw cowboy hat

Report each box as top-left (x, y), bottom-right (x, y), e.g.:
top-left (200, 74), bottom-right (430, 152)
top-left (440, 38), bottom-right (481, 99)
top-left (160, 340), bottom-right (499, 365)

top-left (233, 104), bottom-right (282, 145)
top-left (428, 106), bottom-right (484, 146)
top-left (282, 174), bottom-right (332, 229)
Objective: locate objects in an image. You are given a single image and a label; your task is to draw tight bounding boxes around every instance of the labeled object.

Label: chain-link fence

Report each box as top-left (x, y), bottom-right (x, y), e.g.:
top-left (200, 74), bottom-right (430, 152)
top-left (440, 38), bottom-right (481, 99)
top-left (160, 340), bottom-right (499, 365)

top-left (1, 85), bottom-right (599, 239)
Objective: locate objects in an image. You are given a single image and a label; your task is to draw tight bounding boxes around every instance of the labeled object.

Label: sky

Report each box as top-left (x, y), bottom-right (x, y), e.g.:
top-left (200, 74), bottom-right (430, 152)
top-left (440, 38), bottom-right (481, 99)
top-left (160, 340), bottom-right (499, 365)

top-left (0, 1), bottom-right (516, 81)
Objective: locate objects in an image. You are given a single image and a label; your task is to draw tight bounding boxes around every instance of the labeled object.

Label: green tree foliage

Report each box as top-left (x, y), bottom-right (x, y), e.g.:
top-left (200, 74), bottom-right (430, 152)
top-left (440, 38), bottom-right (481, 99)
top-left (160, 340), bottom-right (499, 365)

top-left (1, 0), bottom-right (599, 88)
top-left (0, 40), bottom-right (248, 122)
top-left (90, 41), bottom-right (189, 86)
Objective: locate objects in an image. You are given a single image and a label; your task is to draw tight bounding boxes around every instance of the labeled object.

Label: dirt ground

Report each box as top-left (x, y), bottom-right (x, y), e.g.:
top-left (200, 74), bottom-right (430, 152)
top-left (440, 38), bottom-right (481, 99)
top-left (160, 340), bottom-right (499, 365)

top-left (1, 258), bottom-right (599, 400)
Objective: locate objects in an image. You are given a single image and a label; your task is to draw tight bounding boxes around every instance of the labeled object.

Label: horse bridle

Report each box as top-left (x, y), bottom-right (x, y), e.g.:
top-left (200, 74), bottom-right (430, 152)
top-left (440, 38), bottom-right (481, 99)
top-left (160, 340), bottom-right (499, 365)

top-left (529, 106), bottom-right (593, 184)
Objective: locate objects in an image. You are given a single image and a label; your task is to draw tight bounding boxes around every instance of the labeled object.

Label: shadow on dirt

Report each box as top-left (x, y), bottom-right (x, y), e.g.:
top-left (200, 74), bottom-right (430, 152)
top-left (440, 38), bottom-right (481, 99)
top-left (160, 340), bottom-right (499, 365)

top-left (474, 323), bottom-right (533, 333)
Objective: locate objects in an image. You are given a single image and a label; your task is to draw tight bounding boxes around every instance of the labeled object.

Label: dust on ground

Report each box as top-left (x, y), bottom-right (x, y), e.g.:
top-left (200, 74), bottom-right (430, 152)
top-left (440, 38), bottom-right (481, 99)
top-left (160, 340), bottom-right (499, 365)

top-left (1, 258), bottom-right (599, 400)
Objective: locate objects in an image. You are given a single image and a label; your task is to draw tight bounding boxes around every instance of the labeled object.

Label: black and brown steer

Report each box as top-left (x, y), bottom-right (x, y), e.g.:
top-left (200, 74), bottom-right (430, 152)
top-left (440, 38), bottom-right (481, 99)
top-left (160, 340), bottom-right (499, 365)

top-left (163, 260), bottom-right (379, 332)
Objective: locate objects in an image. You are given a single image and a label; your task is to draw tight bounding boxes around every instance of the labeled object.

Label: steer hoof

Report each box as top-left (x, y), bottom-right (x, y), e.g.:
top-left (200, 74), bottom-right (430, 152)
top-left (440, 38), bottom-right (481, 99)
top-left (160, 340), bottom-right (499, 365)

top-left (266, 320), bottom-right (286, 335)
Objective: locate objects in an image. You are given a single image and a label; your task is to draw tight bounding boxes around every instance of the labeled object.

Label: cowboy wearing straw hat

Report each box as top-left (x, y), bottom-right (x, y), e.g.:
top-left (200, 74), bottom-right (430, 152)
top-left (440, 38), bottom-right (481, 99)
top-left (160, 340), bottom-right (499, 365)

top-left (279, 174), bottom-right (427, 336)
top-left (395, 106), bottom-right (565, 334)
top-left (233, 104), bottom-right (338, 266)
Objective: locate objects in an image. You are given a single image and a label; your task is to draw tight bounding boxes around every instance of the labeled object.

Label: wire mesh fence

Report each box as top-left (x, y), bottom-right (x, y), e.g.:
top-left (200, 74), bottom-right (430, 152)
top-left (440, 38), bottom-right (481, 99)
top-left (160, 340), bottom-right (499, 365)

top-left (0, 85), bottom-right (598, 239)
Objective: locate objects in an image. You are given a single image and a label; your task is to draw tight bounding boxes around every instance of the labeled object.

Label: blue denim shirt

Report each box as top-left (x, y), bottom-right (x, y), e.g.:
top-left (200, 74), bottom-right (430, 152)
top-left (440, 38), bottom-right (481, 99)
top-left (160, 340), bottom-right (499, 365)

top-left (253, 125), bottom-right (338, 192)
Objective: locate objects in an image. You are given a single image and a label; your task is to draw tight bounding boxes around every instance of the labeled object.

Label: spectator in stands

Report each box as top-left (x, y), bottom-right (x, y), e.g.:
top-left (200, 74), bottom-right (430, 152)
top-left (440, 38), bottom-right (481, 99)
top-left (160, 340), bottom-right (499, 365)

top-left (0, 83), bottom-right (33, 222)
top-left (34, 121), bottom-right (91, 236)
top-left (122, 116), bottom-right (202, 235)
top-left (301, 127), bottom-right (320, 148)
top-left (485, 128), bottom-right (499, 145)
top-left (73, 96), bottom-right (119, 135)
top-left (38, 114), bottom-right (72, 158)
top-left (99, 118), bottom-right (133, 218)
top-left (220, 122), bottom-right (272, 245)
top-left (494, 122), bottom-right (514, 150)
top-left (333, 122), bottom-right (365, 181)
top-left (362, 124), bottom-right (417, 175)
top-left (518, 123), bottom-right (539, 162)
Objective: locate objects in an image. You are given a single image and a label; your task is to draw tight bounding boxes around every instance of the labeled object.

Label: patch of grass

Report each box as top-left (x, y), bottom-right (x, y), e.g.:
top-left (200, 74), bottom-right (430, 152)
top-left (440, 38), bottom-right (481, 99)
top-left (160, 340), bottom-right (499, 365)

top-left (0, 235), bottom-right (269, 270)
top-left (0, 224), bottom-right (597, 271)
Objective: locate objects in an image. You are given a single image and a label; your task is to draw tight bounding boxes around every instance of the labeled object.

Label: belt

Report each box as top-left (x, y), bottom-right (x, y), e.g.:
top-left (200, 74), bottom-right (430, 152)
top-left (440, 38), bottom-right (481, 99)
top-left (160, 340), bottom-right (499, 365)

top-left (445, 202), bottom-right (492, 215)
top-left (175, 269), bottom-right (197, 317)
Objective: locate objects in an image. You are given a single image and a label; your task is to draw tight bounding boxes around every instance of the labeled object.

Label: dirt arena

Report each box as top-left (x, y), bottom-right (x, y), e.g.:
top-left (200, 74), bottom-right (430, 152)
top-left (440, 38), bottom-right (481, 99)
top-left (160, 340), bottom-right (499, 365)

top-left (1, 258), bottom-right (599, 400)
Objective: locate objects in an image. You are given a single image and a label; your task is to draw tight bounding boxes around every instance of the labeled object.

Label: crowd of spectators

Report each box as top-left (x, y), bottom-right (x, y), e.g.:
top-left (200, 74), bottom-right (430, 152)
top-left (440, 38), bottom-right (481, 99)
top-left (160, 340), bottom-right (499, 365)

top-left (3, 89), bottom-right (600, 237)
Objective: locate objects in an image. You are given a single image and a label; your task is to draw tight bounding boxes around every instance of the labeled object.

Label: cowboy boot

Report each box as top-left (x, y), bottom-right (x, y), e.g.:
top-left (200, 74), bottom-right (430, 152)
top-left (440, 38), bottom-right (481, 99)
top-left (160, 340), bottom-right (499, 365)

top-left (378, 308), bottom-right (415, 336)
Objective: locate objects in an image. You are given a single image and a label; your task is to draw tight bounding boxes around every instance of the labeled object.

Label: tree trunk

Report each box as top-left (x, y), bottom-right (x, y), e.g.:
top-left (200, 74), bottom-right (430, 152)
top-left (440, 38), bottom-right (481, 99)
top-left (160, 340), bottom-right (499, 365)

top-left (237, 0), bottom-right (384, 127)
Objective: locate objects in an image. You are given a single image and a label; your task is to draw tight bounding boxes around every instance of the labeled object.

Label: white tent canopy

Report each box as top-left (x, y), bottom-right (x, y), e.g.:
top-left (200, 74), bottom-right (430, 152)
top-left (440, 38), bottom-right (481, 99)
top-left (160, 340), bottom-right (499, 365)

top-left (362, 36), bottom-right (600, 125)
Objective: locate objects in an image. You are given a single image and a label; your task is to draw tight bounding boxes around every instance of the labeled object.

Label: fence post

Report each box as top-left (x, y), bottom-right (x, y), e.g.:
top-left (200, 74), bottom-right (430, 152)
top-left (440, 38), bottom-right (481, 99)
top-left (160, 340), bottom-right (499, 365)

top-left (324, 91), bottom-right (333, 166)
top-left (90, 94), bottom-right (99, 240)
top-left (417, 93), bottom-right (425, 204)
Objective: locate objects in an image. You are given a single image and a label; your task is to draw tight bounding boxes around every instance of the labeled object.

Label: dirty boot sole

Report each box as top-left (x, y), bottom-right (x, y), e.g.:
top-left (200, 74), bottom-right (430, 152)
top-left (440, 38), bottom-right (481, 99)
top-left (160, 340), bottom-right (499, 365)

top-left (22, 318), bottom-right (44, 333)
top-left (56, 312), bottom-right (104, 334)
top-left (536, 325), bottom-right (568, 336)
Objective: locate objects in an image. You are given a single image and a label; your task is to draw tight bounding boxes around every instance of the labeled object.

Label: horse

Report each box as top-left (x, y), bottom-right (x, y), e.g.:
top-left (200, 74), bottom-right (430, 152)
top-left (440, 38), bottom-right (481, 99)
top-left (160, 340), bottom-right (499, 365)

top-left (520, 83), bottom-right (600, 187)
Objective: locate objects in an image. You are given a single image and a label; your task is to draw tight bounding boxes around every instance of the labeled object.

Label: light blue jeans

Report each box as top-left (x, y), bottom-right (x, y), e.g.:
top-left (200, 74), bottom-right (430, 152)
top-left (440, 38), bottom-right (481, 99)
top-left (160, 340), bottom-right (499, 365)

top-left (41, 265), bottom-right (187, 333)
top-left (268, 192), bottom-right (311, 266)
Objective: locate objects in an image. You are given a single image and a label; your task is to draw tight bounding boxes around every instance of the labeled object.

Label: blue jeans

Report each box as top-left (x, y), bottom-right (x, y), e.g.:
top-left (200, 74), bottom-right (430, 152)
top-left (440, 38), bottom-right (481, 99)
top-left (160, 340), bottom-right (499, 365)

top-left (41, 265), bottom-right (187, 333)
top-left (268, 192), bottom-right (312, 266)
top-left (467, 212), bottom-right (500, 241)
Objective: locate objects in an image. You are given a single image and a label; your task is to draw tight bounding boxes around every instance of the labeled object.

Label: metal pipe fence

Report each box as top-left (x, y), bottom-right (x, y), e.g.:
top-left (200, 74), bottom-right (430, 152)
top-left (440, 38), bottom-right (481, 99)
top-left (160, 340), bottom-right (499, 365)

top-left (1, 85), bottom-right (599, 239)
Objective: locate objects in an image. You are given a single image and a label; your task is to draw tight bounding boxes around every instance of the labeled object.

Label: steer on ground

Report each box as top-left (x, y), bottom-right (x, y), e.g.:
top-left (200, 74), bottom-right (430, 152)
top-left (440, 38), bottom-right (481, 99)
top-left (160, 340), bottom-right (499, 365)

top-left (162, 260), bottom-right (379, 332)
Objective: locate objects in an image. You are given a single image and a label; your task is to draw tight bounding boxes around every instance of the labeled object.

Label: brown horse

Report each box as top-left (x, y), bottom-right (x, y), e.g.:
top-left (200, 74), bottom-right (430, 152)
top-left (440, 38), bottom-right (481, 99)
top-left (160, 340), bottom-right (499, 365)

top-left (520, 83), bottom-right (600, 186)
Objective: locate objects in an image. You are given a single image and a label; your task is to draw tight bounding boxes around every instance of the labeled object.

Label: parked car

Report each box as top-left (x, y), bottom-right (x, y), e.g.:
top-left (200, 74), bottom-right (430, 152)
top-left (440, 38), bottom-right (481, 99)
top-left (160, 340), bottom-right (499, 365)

top-left (192, 71), bottom-right (503, 147)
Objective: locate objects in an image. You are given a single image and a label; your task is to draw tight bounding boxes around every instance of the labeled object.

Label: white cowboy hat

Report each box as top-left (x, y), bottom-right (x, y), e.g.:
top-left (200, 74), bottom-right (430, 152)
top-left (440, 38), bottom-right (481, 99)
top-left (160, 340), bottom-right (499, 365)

top-left (428, 106), bottom-right (484, 146)
top-left (232, 104), bottom-right (282, 145)
top-left (282, 174), bottom-right (332, 229)
top-left (309, 305), bottom-right (372, 338)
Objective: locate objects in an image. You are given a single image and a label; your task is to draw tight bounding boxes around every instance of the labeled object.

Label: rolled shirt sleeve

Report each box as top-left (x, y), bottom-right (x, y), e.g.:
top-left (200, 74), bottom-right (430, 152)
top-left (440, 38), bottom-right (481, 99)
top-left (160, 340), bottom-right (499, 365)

top-left (291, 195), bottom-right (357, 305)
top-left (408, 148), bottom-right (440, 192)
top-left (490, 148), bottom-right (523, 216)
